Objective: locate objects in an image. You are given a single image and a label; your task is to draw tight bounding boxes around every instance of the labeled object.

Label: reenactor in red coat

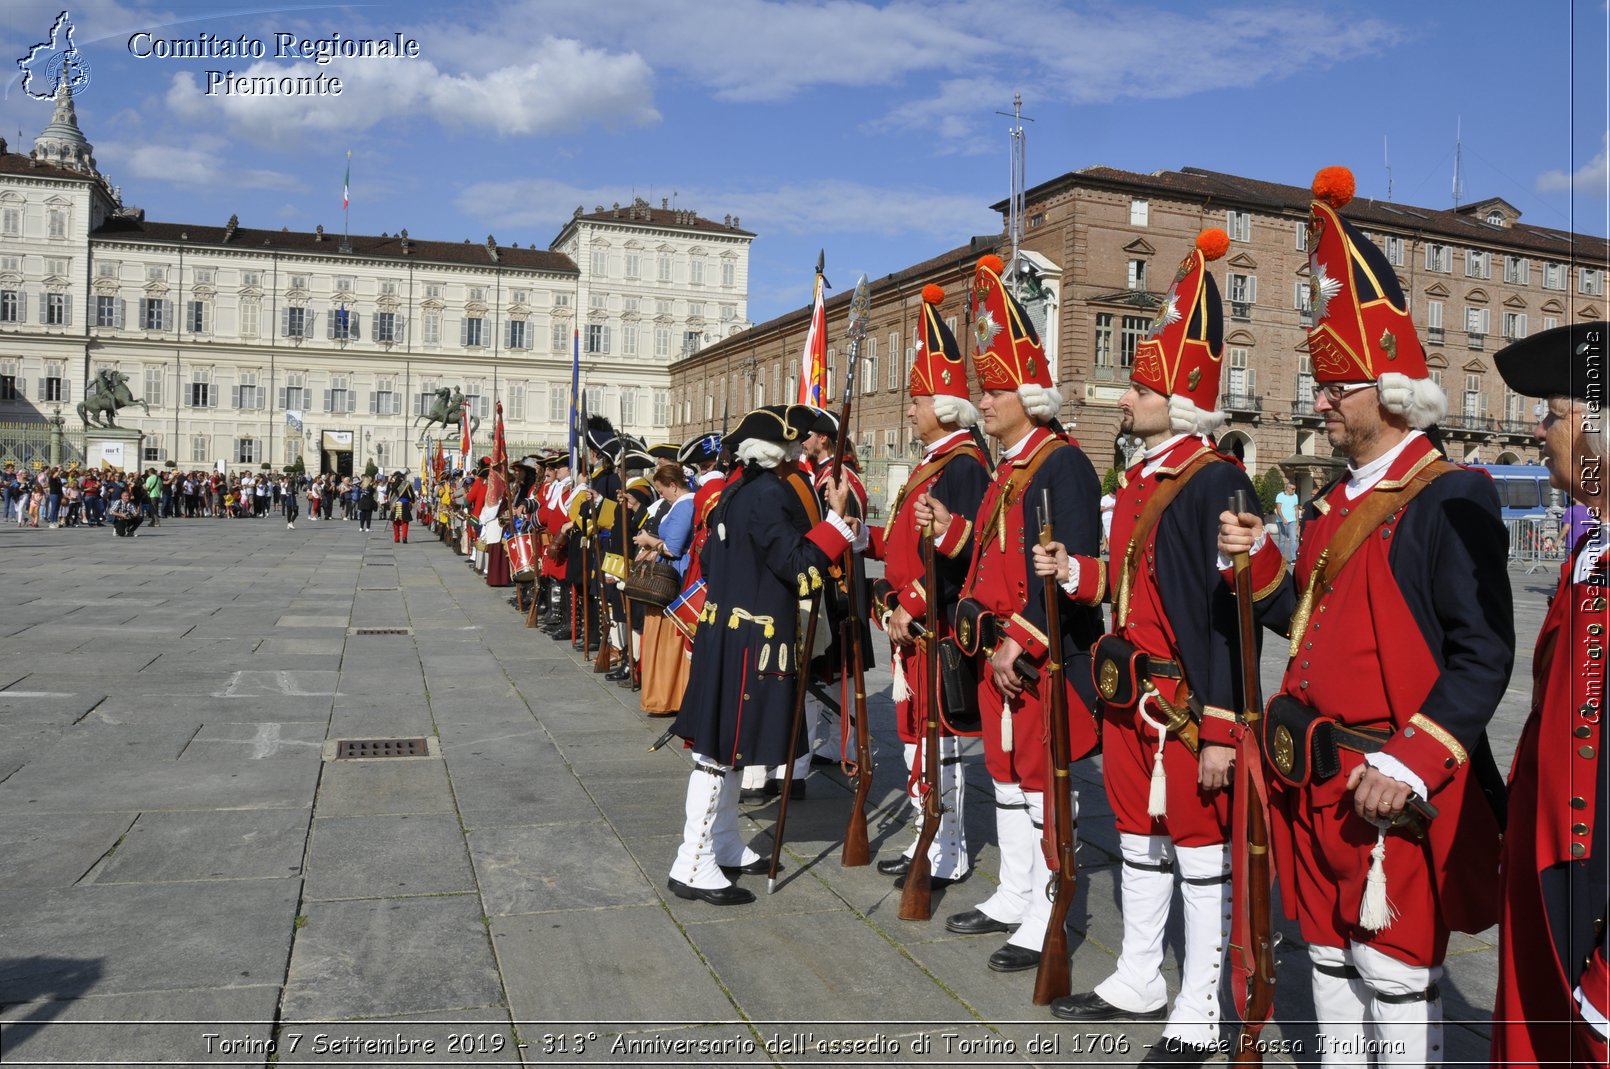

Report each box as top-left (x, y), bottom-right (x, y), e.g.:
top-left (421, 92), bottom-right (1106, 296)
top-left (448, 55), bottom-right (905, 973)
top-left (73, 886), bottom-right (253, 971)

top-left (917, 255), bottom-right (1104, 974)
top-left (1491, 320), bottom-right (1610, 1067)
top-left (1219, 168), bottom-right (1512, 1066)
top-left (866, 284), bottom-right (989, 887)
top-left (1039, 231), bottom-right (1261, 1063)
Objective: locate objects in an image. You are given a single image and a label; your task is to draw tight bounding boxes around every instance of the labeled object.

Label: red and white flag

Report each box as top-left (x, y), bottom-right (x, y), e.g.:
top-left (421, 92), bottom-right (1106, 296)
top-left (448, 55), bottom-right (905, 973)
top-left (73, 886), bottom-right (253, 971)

top-left (797, 272), bottom-right (827, 407)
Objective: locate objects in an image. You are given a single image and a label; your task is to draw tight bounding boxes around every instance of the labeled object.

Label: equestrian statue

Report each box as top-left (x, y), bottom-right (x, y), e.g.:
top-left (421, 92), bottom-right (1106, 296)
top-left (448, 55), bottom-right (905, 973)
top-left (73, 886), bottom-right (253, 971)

top-left (412, 386), bottom-right (480, 445)
top-left (78, 369), bottom-right (151, 427)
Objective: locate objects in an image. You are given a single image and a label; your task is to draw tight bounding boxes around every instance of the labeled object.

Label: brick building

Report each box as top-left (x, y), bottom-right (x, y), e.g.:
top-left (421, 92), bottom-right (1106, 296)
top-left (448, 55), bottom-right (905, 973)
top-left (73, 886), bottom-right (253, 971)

top-left (672, 163), bottom-right (1609, 506)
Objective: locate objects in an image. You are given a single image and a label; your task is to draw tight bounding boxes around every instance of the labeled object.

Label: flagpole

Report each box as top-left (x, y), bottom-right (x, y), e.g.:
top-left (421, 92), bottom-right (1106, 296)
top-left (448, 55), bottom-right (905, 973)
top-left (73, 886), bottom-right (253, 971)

top-left (342, 149), bottom-right (351, 243)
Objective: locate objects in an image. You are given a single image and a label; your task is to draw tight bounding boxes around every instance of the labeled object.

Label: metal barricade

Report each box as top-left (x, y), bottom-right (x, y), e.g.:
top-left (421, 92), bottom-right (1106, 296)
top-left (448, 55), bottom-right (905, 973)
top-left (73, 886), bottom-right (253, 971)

top-left (1508, 516), bottom-right (1567, 573)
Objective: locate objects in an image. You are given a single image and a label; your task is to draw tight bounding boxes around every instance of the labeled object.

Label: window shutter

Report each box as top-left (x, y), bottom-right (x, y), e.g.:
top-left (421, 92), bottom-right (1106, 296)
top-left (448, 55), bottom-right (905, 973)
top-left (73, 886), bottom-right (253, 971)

top-left (1246, 276), bottom-right (1257, 303)
top-left (17, 292), bottom-right (25, 321)
top-left (505, 321), bottom-right (513, 348)
top-left (350, 312), bottom-right (360, 340)
top-left (326, 309), bottom-right (336, 340)
top-left (115, 298), bottom-right (124, 328)
top-left (281, 307), bottom-right (289, 337)
top-left (278, 386), bottom-right (287, 409)
top-left (369, 391), bottom-right (379, 414)
top-left (396, 315), bottom-right (407, 340)
top-left (232, 385), bottom-right (241, 409)
top-left (63, 295), bottom-right (71, 326)
top-left (38, 295), bottom-right (47, 325)
top-left (163, 300), bottom-right (172, 329)
top-left (392, 394), bottom-right (402, 416)
top-left (324, 389), bottom-right (333, 413)
top-left (347, 390), bottom-right (357, 413)
top-left (209, 384), bottom-right (218, 408)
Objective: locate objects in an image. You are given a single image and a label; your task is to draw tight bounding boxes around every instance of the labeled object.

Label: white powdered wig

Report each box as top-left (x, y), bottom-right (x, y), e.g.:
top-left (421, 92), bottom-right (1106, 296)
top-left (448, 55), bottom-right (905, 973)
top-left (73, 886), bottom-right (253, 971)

top-left (931, 394), bottom-right (979, 429)
top-left (1018, 383), bottom-right (1065, 423)
top-left (1168, 393), bottom-right (1228, 436)
top-left (737, 438), bottom-right (787, 470)
top-left (1377, 372), bottom-right (1448, 430)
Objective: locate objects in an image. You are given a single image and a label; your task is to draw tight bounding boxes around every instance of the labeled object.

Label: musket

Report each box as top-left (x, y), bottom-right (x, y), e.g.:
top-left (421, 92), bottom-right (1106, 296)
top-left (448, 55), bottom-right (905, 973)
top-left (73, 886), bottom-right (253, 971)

top-left (577, 388), bottom-right (594, 655)
top-left (1032, 486), bottom-right (1076, 1005)
top-left (617, 473), bottom-right (637, 686)
top-left (837, 277), bottom-right (875, 867)
top-left (897, 525), bottom-right (944, 919)
top-left (771, 271), bottom-right (871, 889)
top-left (1228, 488), bottom-right (1276, 1065)
top-left (592, 473), bottom-right (616, 674)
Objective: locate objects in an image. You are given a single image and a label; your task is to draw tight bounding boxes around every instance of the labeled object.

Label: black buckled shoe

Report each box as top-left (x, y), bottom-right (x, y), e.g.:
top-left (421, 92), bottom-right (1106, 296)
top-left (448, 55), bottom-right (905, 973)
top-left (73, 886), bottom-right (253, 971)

top-left (945, 909), bottom-right (1013, 936)
top-left (666, 878), bottom-right (755, 906)
top-left (877, 856), bottom-right (912, 877)
top-left (719, 859), bottom-right (778, 878)
top-left (1049, 991), bottom-right (1168, 1022)
top-left (604, 666), bottom-right (631, 682)
top-left (987, 944), bottom-right (1041, 973)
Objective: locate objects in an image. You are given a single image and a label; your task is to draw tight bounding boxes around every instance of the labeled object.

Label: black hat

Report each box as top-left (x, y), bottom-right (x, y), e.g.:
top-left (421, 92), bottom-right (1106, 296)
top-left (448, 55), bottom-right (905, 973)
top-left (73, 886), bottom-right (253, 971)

top-left (784, 404), bottom-right (820, 440)
top-left (585, 415), bottom-right (617, 455)
top-left (1495, 321), bottom-right (1608, 401)
top-left (678, 432), bottom-right (723, 465)
top-left (542, 452), bottom-right (570, 469)
top-left (809, 408), bottom-right (839, 438)
top-left (724, 405), bottom-right (801, 451)
top-left (647, 442), bottom-right (681, 463)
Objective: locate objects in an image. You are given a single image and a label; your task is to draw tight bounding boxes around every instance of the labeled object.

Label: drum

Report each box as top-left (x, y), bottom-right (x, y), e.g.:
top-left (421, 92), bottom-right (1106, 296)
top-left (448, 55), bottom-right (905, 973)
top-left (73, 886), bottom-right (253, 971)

top-left (665, 578), bottom-right (708, 642)
top-left (507, 532), bottom-right (538, 581)
top-left (624, 560), bottom-right (682, 608)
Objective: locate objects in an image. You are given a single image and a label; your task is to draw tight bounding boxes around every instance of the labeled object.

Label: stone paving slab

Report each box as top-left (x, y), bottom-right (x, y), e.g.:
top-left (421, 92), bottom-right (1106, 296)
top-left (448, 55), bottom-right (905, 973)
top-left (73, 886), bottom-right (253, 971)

top-left (0, 984), bottom-right (282, 1067)
top-left (468, 821), bottom-right (657, 917)
top-left (0, 812), bottom-right (137, 889)
top-left (314, 758), bottom-right (459, 817)
top-left (92, 809), bottom-right (310, 884)
top-left (303, 813), bottom-right (475, 900)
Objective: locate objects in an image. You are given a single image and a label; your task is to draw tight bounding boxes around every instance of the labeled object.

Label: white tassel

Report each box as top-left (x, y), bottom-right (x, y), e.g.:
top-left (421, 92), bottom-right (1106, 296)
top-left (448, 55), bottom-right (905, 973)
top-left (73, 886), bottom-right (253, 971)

top-left (890, 645), bottom-right (911, 703)
top-left (1139, 694), bottom-right (1169, 818)
top-left (1359, 829), bottom-right (1397, 931)
top-left (1000, 703), bottom-right (1013, 753)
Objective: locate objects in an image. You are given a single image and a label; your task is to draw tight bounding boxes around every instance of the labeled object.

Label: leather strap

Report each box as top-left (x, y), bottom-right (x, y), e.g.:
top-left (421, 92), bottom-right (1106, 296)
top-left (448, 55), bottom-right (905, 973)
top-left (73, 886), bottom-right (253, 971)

top-left (1116, 448), bottom-right (1221, 629)
top-left (888, 440), bottom-right (986, 521)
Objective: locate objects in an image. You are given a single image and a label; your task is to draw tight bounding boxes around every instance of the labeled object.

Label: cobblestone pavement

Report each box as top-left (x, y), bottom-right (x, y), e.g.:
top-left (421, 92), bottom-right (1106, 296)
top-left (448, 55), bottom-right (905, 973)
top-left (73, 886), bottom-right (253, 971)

top-left (0, 517), bottom-right (1546, 1067)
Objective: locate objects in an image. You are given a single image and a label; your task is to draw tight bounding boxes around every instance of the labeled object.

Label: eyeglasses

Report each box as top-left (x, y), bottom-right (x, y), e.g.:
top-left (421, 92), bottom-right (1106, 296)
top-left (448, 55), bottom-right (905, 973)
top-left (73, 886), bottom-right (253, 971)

top-left (1312, 382), bottom-right (1378, 404)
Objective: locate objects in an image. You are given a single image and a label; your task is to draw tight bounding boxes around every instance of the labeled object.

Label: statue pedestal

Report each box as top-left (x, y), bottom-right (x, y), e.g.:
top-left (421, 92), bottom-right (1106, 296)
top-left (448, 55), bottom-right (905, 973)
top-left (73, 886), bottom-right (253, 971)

top-left (84, 426), bottom-right (145, 472)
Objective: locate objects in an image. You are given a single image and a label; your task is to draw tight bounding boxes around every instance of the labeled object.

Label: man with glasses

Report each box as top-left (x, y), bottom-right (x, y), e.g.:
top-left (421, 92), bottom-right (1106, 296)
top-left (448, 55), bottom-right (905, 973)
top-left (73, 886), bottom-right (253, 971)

top-left (1489, 321), bottom-right (1609, 1065)
top-left (1218, 167), bottom-right (1511, 1066)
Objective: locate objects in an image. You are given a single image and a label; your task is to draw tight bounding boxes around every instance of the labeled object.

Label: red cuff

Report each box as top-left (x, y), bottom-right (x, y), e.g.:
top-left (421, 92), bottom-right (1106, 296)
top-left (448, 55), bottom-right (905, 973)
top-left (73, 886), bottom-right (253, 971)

top-left (897, 582), bottom-right (928, 619)
top-left (1197, 705), bottom-right (1246, 747)
top-left (806, 521), bottom-right (850, 562)
top-left (1002, 613), bottom-right (1049, 662)
top-left (1380, 712), bottom-right (1467, 796)
top-left (1069, 554), bottom-right (1106, 606)
top-left (937, 516), bottom-right (972, 558)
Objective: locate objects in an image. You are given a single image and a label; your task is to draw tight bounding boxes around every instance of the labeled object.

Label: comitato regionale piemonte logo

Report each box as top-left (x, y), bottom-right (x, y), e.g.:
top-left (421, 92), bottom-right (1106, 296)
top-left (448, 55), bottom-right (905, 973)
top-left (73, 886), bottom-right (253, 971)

top-left (16, 10), bottom-right (92, 100)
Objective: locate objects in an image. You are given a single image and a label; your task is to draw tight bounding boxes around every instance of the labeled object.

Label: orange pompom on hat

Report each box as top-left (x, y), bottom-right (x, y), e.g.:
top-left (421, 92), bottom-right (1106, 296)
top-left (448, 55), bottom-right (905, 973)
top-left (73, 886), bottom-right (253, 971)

top-left (970, 254), bottom-right (1053, 393)
top-left (1132, 229), bottom-right (1229, 431)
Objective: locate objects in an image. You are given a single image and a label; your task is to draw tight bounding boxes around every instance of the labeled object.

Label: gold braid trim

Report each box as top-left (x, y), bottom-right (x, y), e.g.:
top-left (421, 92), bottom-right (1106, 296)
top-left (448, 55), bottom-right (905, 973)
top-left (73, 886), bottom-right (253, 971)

top-left (1288, 548), bottom-right (1329, 659)
top-left (1408, 713), bottom-right (1467, 766)
top-left (727, 608), bottom-right (777, 639)
top-left (1253, 554), bottom-right (1288, 602)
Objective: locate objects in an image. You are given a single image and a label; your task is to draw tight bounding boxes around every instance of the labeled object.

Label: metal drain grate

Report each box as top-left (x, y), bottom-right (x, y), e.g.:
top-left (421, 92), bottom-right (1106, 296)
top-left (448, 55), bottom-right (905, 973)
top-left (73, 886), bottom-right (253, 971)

top-left (350, 627), bottom-right (413, 635)
top-left (335, 738), bottom-right (430, 759)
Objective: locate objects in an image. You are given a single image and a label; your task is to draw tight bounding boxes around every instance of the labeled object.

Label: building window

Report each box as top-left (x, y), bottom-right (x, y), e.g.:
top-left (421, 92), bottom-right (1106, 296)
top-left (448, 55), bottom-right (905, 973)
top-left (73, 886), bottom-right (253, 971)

top-left (1464, 373), bottom-right (1486, 417)
top-left (45, 257), bottom-right (68, 278)
top-left (240, 301), bottom-right (259, 338)
top-left (45, 292), bottom-right (69, 326)
top-left (142, 434), bottom-right (164, 463)
top-left (242, 271), bottom-right (262, 288)
top-left (1544, 316), bottom-right (1560, 332)
top-left (424, 283), bottom-right (442, 299)
top-left (584, 323), bottom-right (610, 354)
top-left (1581, 268), bottom-right (1605, 296)
top-left (1426, 300), bottom-right (1444, 342)
top-left (721, 302), bottom-right (737, 322)
top-left (690, 258), bottom-right (705, 285)
top-left (506, 319), bottom-right (529, 349)
top-left (683, 330), bottom-right (702, 355)
top-left (144, 366), bottom-right (163, 407)
top-left (1466, 306), bottom-right (1490, 347)
top-left (42, 366), bottom-right (64, 402)
top-left (863, 337), bottom-right (878, 395)
top-left (237, 438), bottom-right (259, 465)
top-left (658, 254), bottom-right (672, 282)
top-left (621, 326), bottom-right (637, 357)
top-left (591, 249), bottom-right (608, 276)
top-left (375, 311), bottom-right (398, 343)
top-left (1383, 235), bottom-right (1404, 266)
top-left (0, 373), bottom-right (16, 401)
top-left (141, 298), bottom-right (168, 331)
top-left (147, 266), bottom-right (167, 283)
top-left (552, 321), bottom-right (568, 354)
top-left (325, 374), bottom-right (354, 413)
top-left (234, 371), bottom-right (263, 410)
top-left (423, 311), bottom-right (441, 345)
top-left (1425, 244), bottom-right (1450, 273)
top-left (47, 209), bottom-right (66, 240)
top-left (1127, 259), bottom-right (1147, 291)
top-left (468, 287), bottom-right (486, 303)
top-left (283, 305), bottom-right (308, 338)
top-left (465, 388), bottom-right (489, 420)
top-left (187, 300), bottom-right (206, 334)
top-left (589, 293), bottom-right (608, 311)
top-left (194, 268), bottom-right (215, 285)
top-left (656, 299), bottom-right (673, 316)
top-left (1465, 249), bottom-right (1491, 279)
top-left (279, 372), bottom-right (310, 411)
top-left (1227, 272), bottom-right (1257, 317)
top-left (1, 208), bottom-right (18, 237)
top-left (1503, 311), bottom-right (1528, 340)
top-left (549, 384), bottom-right (566, 422)
top-left (288, 274), bottom-right (309, 291)
top-left (554, 292), bottom-right (570, 307)
top-left (189, 370), bottom-right (216, 408)
top-left (507, 383), bottom-right (525, 422)
top-left (621, 388), bottom-right (637, 426)
top-left (1, 255), bottom-right (20, 273)
top-left (333, 275), bottom-right (353, 294)
top-left (721, 261), bottom-right (736, 288)
top-left (371, 379), bottom-right (400, 416)
top-left (1225, 210), bottom-right (1251, 242)
top-left (1129, 198), bottom-right (1149, 226)
top-left (329, 306), bottom-right (358, 341)
top-left (1295, 223), bottom-right (1308, 252)
top-left (0, 290), bottom-right (19, 323)
top-left (285, 439), bottom-right (301, 466)
top-left (1544, 262), bottom-right (1566, 290)
top-left (1504, 256), bottom-right (1530, 285)
top-left (1094, 313), bottom-right (1115, 371)
top-left (1226, 348), bottom-right (1255, 399)
top-left (653, 389), bottom-right (668, 425)
top-left (1119, 315), bottom-right (1149, 369)
top-left (1486, 210), bottom-right (1504, 226)
top-left (625, 253), bottom-right (641, 279)
top-left (889, 332), bottom-right (902, 389)
top-left (191, 435), bottom-right (209, 463)
top-left (381, 280), bottom-right (398, 297)
top-left (654, 327), bottom-right (671, 358)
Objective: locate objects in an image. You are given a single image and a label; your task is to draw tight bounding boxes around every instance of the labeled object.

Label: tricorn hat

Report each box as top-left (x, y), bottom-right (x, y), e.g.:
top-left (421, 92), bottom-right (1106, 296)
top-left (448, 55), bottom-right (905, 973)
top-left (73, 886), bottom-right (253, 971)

top-left (677, 432), bottom-right (723, 465)
top-left (1495, 321), bottom-right (1609, 401)
top-left (724, 405), bottom-right (802, 452)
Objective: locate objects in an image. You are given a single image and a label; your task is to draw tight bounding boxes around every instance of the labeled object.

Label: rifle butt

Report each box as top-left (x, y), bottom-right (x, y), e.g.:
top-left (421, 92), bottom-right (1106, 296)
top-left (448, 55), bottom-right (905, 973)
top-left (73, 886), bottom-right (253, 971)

top-left (1230, 1030), bottom-right (1266, 1066)
top-left (897, 860), bottom-right (933, 921)
top-left (840, 805), bottom-right (870, 867)
top-left (1031, 930), bottom-right (1071, 1005)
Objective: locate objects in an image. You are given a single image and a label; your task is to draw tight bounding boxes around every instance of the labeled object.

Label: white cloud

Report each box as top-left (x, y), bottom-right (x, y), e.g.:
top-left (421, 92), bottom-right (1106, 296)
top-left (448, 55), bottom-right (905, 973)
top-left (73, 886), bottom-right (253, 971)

top-left (97, 134), bottom-right (302, 191)
top-left (456, 176), bottom-right (996, 244)
top-left (1538, 133), bottom-right (1610, 193)
top-left (864, 76), bottom-right (1014, 157)
top-left (162, 37), bottom-right (657, 146)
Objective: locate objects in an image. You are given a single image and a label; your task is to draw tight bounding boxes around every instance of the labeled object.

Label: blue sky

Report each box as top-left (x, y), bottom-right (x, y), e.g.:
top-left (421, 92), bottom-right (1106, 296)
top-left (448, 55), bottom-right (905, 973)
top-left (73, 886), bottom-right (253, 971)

top-left (2, 0), bottom-right (1605, 323)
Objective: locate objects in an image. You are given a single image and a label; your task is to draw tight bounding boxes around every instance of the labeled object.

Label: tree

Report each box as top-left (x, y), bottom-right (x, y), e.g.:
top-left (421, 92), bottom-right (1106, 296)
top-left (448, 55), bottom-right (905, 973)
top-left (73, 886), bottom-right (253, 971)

top-left (1254, 466), bottom-right (1285, 516)
top-left (364, 459), bottom-right (379, 478)
top-left (1101, 466), bottom-right (1122, 495)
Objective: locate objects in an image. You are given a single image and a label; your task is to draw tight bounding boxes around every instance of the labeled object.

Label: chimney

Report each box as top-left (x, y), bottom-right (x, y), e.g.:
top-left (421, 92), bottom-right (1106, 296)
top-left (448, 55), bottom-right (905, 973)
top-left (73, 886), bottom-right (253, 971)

top-left (315, 224), bottom-right (324, 242)
top-left (223, 213), bottom-right (238, 242)
top-left (661, 197), bottom-right (668, 210)
top-left (400, 227), bottom-right (411, 255)
top-left (486, 234), bottom-right (499, 263)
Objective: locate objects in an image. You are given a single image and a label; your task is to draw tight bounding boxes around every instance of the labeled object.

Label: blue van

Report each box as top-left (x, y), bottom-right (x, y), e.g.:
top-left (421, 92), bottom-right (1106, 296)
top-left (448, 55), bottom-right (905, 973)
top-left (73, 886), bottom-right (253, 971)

top-left (1472, 464), bottom-right (1563, 521)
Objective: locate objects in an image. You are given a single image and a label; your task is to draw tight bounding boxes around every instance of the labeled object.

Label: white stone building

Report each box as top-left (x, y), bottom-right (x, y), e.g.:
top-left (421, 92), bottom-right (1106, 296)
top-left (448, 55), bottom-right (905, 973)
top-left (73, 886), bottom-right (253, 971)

top-left (0, 78), bottom-right (754, 474)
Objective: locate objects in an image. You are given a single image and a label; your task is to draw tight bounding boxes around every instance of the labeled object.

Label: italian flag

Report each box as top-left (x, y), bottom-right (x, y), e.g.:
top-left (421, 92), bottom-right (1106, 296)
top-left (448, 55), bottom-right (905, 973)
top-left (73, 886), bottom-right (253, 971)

top-left (342, 150), bottom-right (351, 211)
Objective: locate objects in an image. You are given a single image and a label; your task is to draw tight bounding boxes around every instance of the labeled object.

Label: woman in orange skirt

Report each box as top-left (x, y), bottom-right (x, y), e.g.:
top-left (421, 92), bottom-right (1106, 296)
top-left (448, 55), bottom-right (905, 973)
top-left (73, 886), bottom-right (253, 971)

top-left (635, 465), bottom-right (694, 716)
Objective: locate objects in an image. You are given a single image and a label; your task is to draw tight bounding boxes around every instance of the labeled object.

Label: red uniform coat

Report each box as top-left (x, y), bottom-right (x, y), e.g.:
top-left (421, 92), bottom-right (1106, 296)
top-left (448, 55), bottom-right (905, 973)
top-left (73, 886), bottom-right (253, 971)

top-left (956, 427), bottom-right (1104, 790)
top-left (1066, 436), bottom-right (1259, 846)
top-left (865, 431), bottom-right (988, 743)
top-left (538, 478), bottom-right (574, 581)
top-left (1493, 533), bottom-right (1610, 1066)
top-left (1241, 435), bottom-right (1512, 966)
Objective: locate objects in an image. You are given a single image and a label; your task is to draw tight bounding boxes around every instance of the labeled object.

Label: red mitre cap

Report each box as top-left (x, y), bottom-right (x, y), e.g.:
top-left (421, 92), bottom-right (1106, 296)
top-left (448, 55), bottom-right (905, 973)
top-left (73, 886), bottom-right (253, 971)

top-left (969, 254), bottom-right (1051, 391)
top-left (910, 284), bottom-right (971, 400)
top-left (1307, 165), bottom-right (1427, 383)
top-left (1132, 229), bottom-right (1228, 409)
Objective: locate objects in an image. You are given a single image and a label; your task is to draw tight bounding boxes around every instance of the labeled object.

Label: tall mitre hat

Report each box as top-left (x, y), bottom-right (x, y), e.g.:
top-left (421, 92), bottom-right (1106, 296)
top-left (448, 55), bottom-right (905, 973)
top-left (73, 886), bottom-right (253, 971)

top-left (911, 285), bottom-right (970, 400)
top-left (1307, 166), bottom-right (1427, 383)
top-left (969, 255), bottom-right (1051, 390)
top-left (1133, 229), bottom-right (1229, 418)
